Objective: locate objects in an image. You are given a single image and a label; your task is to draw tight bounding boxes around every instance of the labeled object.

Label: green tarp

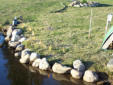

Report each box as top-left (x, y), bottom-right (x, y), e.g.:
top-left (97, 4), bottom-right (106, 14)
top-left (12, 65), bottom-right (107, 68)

top-left (102, 26), bottom-right (113, 49)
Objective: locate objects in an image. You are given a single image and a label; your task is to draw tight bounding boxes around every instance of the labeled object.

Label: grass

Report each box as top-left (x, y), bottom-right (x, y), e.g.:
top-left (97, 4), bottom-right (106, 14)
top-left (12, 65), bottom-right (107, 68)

top-left (1, 0), bottom-right (113, 77)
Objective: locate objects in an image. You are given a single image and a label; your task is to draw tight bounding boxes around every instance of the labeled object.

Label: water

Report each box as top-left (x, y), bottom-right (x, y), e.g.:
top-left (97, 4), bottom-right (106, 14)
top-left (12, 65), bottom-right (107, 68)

top-left (0, 48), bottom-right (95, 85)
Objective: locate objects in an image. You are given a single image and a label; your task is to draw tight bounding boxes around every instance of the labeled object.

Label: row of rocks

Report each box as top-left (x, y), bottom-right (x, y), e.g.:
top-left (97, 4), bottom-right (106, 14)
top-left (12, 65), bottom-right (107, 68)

top-left (68, 1), bottom-right (101, 7)
top-left (3, 17), bottom-right (98, 83)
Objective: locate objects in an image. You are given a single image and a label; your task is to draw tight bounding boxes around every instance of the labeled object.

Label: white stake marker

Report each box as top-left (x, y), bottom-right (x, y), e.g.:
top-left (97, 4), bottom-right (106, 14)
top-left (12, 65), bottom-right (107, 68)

top-left (89, 9), bottom-right (93, 38)
top-left (105, 14), bottom-right (112, 35)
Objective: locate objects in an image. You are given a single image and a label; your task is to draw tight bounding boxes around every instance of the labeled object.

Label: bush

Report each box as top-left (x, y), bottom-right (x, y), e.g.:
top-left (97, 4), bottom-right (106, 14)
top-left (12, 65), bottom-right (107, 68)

top-left (82, 0), bottom-right (87, 3)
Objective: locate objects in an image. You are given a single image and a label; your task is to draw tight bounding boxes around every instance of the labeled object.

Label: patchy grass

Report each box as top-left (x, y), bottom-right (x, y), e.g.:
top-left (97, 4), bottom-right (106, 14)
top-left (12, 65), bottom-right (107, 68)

top-left (1, 0), bottom-right (113, 77)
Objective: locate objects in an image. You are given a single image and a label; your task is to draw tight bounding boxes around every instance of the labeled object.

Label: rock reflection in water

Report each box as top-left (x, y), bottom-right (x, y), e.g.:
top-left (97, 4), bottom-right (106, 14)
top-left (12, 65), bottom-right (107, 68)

top-left (0, 48), bottom-right (11, 85)
top-left (0, 48), bottom-right (95, 85)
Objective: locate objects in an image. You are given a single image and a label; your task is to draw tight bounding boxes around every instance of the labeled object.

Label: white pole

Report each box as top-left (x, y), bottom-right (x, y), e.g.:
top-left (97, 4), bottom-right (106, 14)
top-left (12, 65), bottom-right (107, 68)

top-left (105, 21), bottom-right (109, 35)
top-left (105, 14), bottom-right (113, 35)
top-left (89, 9), bottom-right (93, 38)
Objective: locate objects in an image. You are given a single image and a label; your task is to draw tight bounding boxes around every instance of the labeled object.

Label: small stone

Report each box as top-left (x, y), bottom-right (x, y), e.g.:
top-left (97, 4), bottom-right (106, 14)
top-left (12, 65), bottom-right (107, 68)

top-left (5, 36), bottom-right (10, 41)
top-left (11, 34), bottom-right (21, 42)
top-left (83, 70), bottom-right (98, 82)
top-left (107, 59), bottom-right (113, 71)
top-left (73, 4), bottom-right (80, 7)
top-left (8, 41), bottom-right (20, 48)
top-left (52, 63), bottom-right (71, 74)
top-left (6, 26), bottom-right (13, 40)
top-left (21, 49), bottom-right (31, 58)
top-left (12, 29), bottom-right (23, 35)
top-left (14, 52), bottom-right (21, 57)
top-left (12, 17), bottom-right (18, 26)
top-left (71, 69), bottom-right (83, 79)
top-left (30, 52), bottom-right (40, 62)
top-left (32, 58), bottom-right (41, 67)
top-left (39, 58), bottom-right (50, 70)
top-left (18, 37), bottom-right (26, 42)
top-left (73, 60), bottom-right (85, 72)
top-left (16, 44), bottom-right (24, 51)
top-left (83, 3), bottom-right (89, 7)
top-left (80, 3), bottom-right (84, 7)
top-left (68, 1), bottom-right (77, 7)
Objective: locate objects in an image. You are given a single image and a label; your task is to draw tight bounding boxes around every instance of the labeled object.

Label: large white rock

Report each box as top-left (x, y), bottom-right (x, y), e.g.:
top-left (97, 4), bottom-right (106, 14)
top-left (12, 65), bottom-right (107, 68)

top-left (30, 52), bottom-right (40, 62)
top-left (16, 44), bottom-right (24, 51)
top-left (39, 58), bottom-right (50, 70)
top-left (71, 69), bottom-right (83, 79)
top-left (83, 70), bottom-right (98, 82)
top-left (32, 58), bottom-right (41, 67)
top-left (19, 54), bottom-right (30, 64)
top-left (52, 63), bottom-right (71, 74)
top-left (73, 60), bottom-right (85, 72)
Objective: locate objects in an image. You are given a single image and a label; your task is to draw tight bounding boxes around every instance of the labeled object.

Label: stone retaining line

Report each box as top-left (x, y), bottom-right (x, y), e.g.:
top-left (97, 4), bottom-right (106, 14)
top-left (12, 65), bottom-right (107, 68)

top-left (1, 17), bottom-right (99, 83)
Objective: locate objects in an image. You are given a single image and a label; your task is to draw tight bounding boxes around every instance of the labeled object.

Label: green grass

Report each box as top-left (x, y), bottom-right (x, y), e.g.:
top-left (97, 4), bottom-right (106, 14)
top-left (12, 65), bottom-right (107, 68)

top-left (1, 0), bottom-right (113, 77)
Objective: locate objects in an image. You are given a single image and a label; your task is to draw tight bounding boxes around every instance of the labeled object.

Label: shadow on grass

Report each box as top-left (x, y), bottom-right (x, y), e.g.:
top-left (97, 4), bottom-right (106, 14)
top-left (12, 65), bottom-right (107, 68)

top-left (97, 72), bottom-right (109, 80)
top-left (40, 54), bottom-right (53, 59)
top-left (50, 5), bottom-right (68, 13)
top-left (83, 61), bottom-right (94, 70)
top-left (97, 4), bottom-right (112, 7)
top-left (49, 59), bottom-right (63, 67)
top-left (97, 72), bottom-right (110, 85)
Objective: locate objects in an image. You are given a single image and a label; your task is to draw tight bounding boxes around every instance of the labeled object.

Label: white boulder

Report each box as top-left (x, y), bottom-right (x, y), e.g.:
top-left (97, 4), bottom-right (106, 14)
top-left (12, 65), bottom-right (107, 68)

top-left (32, 58), bottom-right (41, 67)
top-left (11, 29), bottom-right (23, 42)
top-left (14, 52), bottom-right (21, 57)
top-left (5, 26), bottom-right (13, 41)
top-left (52, 63), bottom-right (71, 74)
top-left (18, 37), bottom-right (26, 42)
top-left (83, 70), bottom-right (98, 82)
top-left (19, 54), bottom-right (30, 64)
top-left (11, 34), bottom-right (20, 42)
top-left (73, 60), bottom-right (85, 72)
top-left (8, 41), bottom-right (20, 48)
top-left (6, 26), bottom-right (13, 37)
top-left (39, 58), bottom-right (50, 70)
top-left (30, 52), bottom-right (40, 62)
top-left (71, 69), bottom-right (83, 79)
top-left (12, 29), bottom-right (22, 35)
top-left (21, 49), bottom-right (31, 58)
top-left (16, 44), bottom-right (24, 51)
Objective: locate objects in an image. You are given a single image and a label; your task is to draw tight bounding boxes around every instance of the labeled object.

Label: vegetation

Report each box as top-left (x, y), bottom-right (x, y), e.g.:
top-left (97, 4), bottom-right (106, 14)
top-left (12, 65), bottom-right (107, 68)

top-left (82, 0), bottom-right (87, 3)
top-left (0, 0), bottom-right (113, 77)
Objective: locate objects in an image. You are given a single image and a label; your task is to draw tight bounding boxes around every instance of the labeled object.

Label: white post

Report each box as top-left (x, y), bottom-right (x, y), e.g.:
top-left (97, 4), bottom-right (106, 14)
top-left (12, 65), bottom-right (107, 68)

top-left (105, 14), bottom-right (112, 35)
top-left (89, 9), bottom-right (93, 38)
top-left (105, 20), bottom-right (109, 35)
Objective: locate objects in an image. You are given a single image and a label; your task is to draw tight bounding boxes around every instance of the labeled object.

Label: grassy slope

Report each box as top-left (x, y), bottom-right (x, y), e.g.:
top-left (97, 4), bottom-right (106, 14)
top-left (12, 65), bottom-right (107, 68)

top-left (1, 0), bottom-right (113, 77)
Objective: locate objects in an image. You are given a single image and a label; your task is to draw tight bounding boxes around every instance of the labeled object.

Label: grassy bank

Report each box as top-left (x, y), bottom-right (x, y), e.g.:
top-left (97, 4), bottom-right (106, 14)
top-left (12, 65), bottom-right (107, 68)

top-left (1, 0), bottom-right (113, 77)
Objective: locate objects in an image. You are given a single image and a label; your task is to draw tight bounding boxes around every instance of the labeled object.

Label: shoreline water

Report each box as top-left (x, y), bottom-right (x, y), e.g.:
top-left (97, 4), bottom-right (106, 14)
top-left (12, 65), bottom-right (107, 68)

top-left (0, 47), bottom-right (92, 85)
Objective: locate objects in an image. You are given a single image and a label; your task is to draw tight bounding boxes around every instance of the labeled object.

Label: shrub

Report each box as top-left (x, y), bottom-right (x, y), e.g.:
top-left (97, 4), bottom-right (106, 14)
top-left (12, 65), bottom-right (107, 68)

top-left (82, 0), bottom-right (87, 3)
